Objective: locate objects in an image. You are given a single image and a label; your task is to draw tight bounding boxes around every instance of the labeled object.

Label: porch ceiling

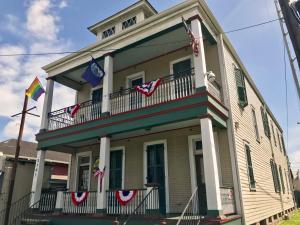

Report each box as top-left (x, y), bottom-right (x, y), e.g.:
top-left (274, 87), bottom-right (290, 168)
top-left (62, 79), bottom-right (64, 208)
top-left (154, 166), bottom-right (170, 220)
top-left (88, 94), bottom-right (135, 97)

top-left (54, 25), bottom-right (191, 90)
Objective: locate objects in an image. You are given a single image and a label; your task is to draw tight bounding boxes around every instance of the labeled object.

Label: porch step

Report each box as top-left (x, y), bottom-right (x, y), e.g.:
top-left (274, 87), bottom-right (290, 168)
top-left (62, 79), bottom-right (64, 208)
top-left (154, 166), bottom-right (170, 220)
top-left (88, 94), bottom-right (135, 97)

top-left (21, 218), bottom-right (50, 225)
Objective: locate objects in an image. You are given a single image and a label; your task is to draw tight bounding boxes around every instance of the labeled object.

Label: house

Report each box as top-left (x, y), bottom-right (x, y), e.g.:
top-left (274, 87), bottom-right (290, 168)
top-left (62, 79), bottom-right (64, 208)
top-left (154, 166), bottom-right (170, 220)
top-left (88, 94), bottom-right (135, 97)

top-left (25, 0), bottom-right (295, 225)
top-left (0, 139), bottom-right (69, 212)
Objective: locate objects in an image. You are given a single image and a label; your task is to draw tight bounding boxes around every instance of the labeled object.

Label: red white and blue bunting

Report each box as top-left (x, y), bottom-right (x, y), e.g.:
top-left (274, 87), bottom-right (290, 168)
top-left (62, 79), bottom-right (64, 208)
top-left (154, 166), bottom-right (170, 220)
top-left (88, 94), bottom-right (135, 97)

top-left (65, 104), bottom-right (80, 118)
top-left (135, 78), bottom-right (161, 97)
top-left (116, 190), bottom-right (138, 206)
top-left (71, 192), bottom-right (89, 206)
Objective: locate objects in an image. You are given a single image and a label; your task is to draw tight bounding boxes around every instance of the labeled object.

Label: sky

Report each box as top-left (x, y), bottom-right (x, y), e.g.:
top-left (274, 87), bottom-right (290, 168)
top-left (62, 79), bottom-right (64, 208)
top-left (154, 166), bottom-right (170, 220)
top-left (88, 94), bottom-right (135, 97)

top-left (0, 0), bottom-right (299, 169)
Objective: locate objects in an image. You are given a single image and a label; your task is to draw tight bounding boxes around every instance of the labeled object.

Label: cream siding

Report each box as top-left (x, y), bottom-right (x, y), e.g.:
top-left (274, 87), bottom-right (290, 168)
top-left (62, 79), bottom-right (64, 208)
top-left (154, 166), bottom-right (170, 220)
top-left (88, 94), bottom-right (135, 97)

top-left (223, 44), bottom-right (294, 225)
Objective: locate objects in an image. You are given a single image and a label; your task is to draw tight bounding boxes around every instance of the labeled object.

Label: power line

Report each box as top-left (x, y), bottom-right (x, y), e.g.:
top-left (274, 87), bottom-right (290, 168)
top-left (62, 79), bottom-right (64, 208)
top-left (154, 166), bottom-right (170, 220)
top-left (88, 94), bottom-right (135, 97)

top-left (283, 40), bottom-right (289, 149)
top-left (0, 18), bottom-right (281, 57)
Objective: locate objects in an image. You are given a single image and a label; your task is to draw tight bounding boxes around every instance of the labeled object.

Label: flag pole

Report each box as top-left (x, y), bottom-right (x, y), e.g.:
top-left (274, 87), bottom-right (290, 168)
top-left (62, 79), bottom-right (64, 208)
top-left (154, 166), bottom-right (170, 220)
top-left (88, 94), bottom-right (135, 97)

top-left (4, 90), bottom-right (29, 225)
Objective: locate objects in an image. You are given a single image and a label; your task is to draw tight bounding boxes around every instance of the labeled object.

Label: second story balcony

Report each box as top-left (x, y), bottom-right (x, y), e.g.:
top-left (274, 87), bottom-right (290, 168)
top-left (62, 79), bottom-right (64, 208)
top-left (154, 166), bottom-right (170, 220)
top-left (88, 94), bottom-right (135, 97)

top-left (48, 68), bottom-right (222, 131)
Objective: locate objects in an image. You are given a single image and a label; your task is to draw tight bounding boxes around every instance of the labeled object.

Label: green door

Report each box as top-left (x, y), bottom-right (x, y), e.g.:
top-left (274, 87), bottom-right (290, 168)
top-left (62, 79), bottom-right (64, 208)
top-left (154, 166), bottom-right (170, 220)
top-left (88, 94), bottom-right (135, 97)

top-left (146, 144), bottom-right (166, 214)
top-left (109, 150), bottom-right (123, 189)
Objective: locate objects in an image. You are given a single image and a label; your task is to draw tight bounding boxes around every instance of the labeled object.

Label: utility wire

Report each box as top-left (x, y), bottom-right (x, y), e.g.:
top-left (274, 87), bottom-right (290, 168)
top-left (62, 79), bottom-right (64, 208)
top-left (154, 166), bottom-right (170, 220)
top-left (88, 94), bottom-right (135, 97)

top-left (0, 18), bottom-right (281, 57)
top-left (283, 41), bottom-right (289, 149)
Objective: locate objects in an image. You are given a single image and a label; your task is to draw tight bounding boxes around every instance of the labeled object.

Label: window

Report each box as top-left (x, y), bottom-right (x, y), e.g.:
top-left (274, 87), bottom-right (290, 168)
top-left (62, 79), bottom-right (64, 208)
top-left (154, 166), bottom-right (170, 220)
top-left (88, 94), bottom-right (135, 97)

top-left (235, 68), bottom-right (248, 108)
top-left (245, 144), bottom-right (255, 189)
top-left (251, 108), bottom-right (260, 141)
top-left (109, 150), bottom-right (123, 189)
top-left (271, 122), bottom-right (277, 146)
top-left (260, 106), bottom-right (271, 138)
top-left (127, 73), bottom-right (144, 110)
top-left (102, 26), bottom-right (115, 39)
top-left (270, 160), bottom-right (281, 193)
top-left (285, 171), bottom-right (290, 194)
top-left (0, 170), bottom-right (4, 192)
top-left (172, 58), bottom-right (192, 78)
top-left (278, 166), bottom-right (285, 194)
top-left (277, 131), bottom-right (282, 151)
top-left (122, 16), bottom-right (136, 29)
top-left (281, 135), bottom-right (287, 155)
top-left (77, 154), bottom-right (91, 191)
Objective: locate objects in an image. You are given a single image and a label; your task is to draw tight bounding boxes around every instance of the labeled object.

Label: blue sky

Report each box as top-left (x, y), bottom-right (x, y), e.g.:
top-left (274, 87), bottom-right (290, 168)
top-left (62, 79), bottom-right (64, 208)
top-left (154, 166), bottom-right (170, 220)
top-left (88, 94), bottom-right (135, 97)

top-left (0, 0), bottom-right (299, 169)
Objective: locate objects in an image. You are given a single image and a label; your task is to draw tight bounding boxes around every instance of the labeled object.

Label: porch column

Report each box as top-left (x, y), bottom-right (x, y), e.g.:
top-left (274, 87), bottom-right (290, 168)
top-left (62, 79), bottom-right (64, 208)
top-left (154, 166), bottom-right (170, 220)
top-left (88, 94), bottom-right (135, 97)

top-left (30, 150), bottom-right (46, 205)
top-left (190, 17), bottom-right (207, 90)
top-left (201, 118), bottom-right (223, 216)
top-left (96, 137), bottom-right (110, 213)
top-left (102, 54), bottom-right (113, 114)
top-left (31, 78), bottom-right (54, 205)
top-left (40, 78), bottom-right (54, 131)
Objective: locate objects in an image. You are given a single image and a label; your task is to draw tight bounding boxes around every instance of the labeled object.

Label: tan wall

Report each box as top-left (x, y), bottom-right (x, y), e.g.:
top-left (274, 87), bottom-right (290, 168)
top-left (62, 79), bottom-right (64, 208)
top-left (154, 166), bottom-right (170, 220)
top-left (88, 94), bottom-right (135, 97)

top-left (223, 44), bottom-right (294, 225)
top-left (69, 125), bottom-right (233, 213)
top-left (76, 42), bottom-right (221, 103)
top-left (1, 161), bottom-right (51, 201)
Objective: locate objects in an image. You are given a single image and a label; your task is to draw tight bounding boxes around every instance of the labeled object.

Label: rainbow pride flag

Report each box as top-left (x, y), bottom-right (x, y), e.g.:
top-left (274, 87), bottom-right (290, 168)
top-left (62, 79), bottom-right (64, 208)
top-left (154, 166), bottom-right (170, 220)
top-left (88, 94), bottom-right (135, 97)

top-left (26, 77), bottom-right (45, 101)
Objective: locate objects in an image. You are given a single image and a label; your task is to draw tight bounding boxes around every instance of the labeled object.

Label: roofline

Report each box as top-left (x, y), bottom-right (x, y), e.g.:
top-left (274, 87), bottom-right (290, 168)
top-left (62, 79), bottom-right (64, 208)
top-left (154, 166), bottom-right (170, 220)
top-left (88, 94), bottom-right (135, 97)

top-left (88, 0), bottom-right (157, 35)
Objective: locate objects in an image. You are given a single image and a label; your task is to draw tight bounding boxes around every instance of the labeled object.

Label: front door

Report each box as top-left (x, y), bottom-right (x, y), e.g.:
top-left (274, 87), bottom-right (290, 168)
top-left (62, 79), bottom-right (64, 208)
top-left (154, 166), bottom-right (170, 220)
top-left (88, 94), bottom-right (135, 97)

top-left (128, 75), bottom-right (143, 110)
top-left (109, 150), bottom-right (123, 190)
top-left (194, 140), bottom-right (207, 215)
top-left (146, 143), bottom-right (166, 214)
top-left (91, 88), bottom-right (102, 118)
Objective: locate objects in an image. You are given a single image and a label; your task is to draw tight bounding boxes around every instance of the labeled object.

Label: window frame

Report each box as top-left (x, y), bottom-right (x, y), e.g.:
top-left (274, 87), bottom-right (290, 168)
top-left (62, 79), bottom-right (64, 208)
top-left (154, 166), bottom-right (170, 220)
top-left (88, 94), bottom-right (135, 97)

top-left (109, 146), bottom-right (125, 190)
top-left (260, 106), bottom-right (271, 139)
top-left (245, 144), bottom-right (256, 190)
top-left (251, 107), bottom-right (260, 142)
top-left (102, 26), bottom-right (116, 39)
top-left (270, 159), bottom-right (281, 193)
top-left (122, 16), bottom-right (137, 30)
top-left (75, 151), bottom-right (92, 191)
top-left (234, 67), bottom-right (248, 108)
top-left (278, 166), bottom-right (285, 194)
top-left (271, 122), bottom-right (277, 146)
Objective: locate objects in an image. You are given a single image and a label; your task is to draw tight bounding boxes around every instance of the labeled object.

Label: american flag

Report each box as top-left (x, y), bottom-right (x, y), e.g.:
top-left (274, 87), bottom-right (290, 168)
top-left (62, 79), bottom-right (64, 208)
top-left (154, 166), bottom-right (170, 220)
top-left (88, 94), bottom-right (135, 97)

top-left (182, 17), bottom-right (199, 56)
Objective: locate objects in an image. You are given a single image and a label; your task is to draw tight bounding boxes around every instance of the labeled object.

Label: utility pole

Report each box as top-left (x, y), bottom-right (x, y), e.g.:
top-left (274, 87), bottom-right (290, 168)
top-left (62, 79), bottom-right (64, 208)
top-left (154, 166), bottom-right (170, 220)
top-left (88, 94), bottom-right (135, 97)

top-left (275, 0), bottom-right (300, 102)
top-left (278, 0), bottom-right (300, 68)
top-left (4, 91), bottom-right (39, 225)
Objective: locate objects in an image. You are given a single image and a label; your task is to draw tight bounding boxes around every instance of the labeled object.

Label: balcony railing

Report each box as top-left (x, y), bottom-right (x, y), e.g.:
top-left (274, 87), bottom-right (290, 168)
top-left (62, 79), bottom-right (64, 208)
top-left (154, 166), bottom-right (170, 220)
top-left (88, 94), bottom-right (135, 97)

top-left (61, 191), bottom-right (97, 214)
top-left (48, 100), bottom-right (101, 130)
top-left (47, 68), bottom-right (223, 131)
top-left (110, 69), bottom-right (195, 115)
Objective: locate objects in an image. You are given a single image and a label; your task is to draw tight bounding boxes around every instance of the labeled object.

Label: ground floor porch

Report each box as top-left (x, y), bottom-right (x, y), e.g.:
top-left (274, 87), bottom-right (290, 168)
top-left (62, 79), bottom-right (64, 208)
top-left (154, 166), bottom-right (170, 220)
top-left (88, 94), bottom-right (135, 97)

top-left (31, 120), bottom-right (239, 220)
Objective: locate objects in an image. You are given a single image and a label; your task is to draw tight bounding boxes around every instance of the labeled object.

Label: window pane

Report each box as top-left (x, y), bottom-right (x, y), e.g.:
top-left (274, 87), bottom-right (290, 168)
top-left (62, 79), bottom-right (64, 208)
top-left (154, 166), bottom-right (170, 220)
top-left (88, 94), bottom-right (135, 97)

top-left (245, 145), bottom-right (255, 189)
top-left (79, 156), bottom-right (90, 164)
top-left (122, 16), bottom-right (137, 29)
top-left (173, 59), bottom-right (191, 78)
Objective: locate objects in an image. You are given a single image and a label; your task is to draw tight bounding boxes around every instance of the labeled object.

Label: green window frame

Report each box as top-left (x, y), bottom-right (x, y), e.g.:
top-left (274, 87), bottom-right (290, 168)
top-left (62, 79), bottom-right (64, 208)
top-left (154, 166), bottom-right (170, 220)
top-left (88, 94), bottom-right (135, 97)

top-left (251, 108), bottom-right (260, 142)
top-left (245, 144), bottom-right (256, 190)
top-left (279, 166), bottom-right (285, 194)
top-left (235, 68), bottom-right (248, 108)
top-left (277, 131), bottom-right (282, 152)
top-left (281, 136), bottom-right (287, 155)
top-left (271, 122), bottom-right (277, 146)
top-left (270, 160), bottom-right (281, 193)
top-left (260, 106), bottom-right (271, 138)
top-left (109, 150), bottom-right (123, 190)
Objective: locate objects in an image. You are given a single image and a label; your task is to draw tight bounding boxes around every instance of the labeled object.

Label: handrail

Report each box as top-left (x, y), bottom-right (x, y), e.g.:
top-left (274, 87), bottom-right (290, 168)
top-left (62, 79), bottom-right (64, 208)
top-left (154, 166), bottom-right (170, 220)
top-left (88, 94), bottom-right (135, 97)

top-left (122, 187), bottom-right (159, 225)
top-left (48, 100), bottom-right (93, 117)
top-left (176, 187), bottom-right (200, 225)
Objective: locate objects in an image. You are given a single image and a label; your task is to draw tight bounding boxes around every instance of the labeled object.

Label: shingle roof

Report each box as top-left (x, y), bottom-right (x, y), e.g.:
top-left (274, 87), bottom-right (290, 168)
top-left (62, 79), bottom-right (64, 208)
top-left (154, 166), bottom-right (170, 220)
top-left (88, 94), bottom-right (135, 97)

top-left (0, 139), bottom-right (69, 163)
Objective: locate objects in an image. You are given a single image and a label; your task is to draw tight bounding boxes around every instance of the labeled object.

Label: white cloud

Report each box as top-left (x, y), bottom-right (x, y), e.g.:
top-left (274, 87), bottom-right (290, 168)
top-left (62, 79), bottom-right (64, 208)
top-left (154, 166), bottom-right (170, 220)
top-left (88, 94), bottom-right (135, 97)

top-left (58, 0), bottom-right (67, 9)
top-left (1, 0), bottom-right (74, 142)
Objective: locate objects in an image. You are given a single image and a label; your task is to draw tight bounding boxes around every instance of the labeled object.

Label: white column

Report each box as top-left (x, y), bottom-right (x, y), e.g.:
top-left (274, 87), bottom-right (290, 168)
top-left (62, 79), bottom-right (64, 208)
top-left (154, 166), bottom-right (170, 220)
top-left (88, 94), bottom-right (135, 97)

top-left (191, 18), bottom-right (207, 89)
top-left (40, 78), bottom-right (54, 130)
top-left (201, 118), bottom-right (223, 216)
top-left (102, 55), bottom-right (113, 114)
top-left (31, 78), bottom-right (54, 205)
top-left (96, 137), bottom-right (110, 212)
top-left (30, 150), bottom-right (46, 205)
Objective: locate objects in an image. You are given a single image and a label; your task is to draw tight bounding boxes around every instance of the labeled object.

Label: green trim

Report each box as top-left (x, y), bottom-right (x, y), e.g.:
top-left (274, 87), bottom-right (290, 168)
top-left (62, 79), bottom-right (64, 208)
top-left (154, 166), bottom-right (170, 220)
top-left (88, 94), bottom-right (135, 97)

top-left (201, 23), bottom-right (217, 45)
top-left (96, 209), bottom-right (106, 214)
top-left (196, 86), bottom-right (207, 93)
top-left (206, 209), bottom-right (223, 216)
top-left (37, 91), bottom-right (228, 149)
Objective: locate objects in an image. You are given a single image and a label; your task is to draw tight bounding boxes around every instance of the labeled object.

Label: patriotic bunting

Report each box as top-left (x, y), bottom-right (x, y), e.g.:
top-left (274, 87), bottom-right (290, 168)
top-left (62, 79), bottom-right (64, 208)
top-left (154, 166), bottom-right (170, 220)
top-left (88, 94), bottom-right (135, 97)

top-left (71, 192), bottom-right (89, 206)
top-left (182, 17), bottom-right (199, 56)
top-left (135, 78), bottom-right (161, 97)
top-left (116, 190), bottom-right (138, 206)
top-left (65, 104), bottom-right (80, 118)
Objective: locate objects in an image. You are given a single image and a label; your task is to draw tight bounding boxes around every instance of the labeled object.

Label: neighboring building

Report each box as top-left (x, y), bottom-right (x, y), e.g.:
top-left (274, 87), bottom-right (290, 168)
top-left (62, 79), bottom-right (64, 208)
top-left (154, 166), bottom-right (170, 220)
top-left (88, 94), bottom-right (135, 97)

top-left (293, 170), bottom-right (300, 206)
top-left (27, 1), bottom-right (295, 225)
top-left (0, 139), bottom-right (69, 211)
